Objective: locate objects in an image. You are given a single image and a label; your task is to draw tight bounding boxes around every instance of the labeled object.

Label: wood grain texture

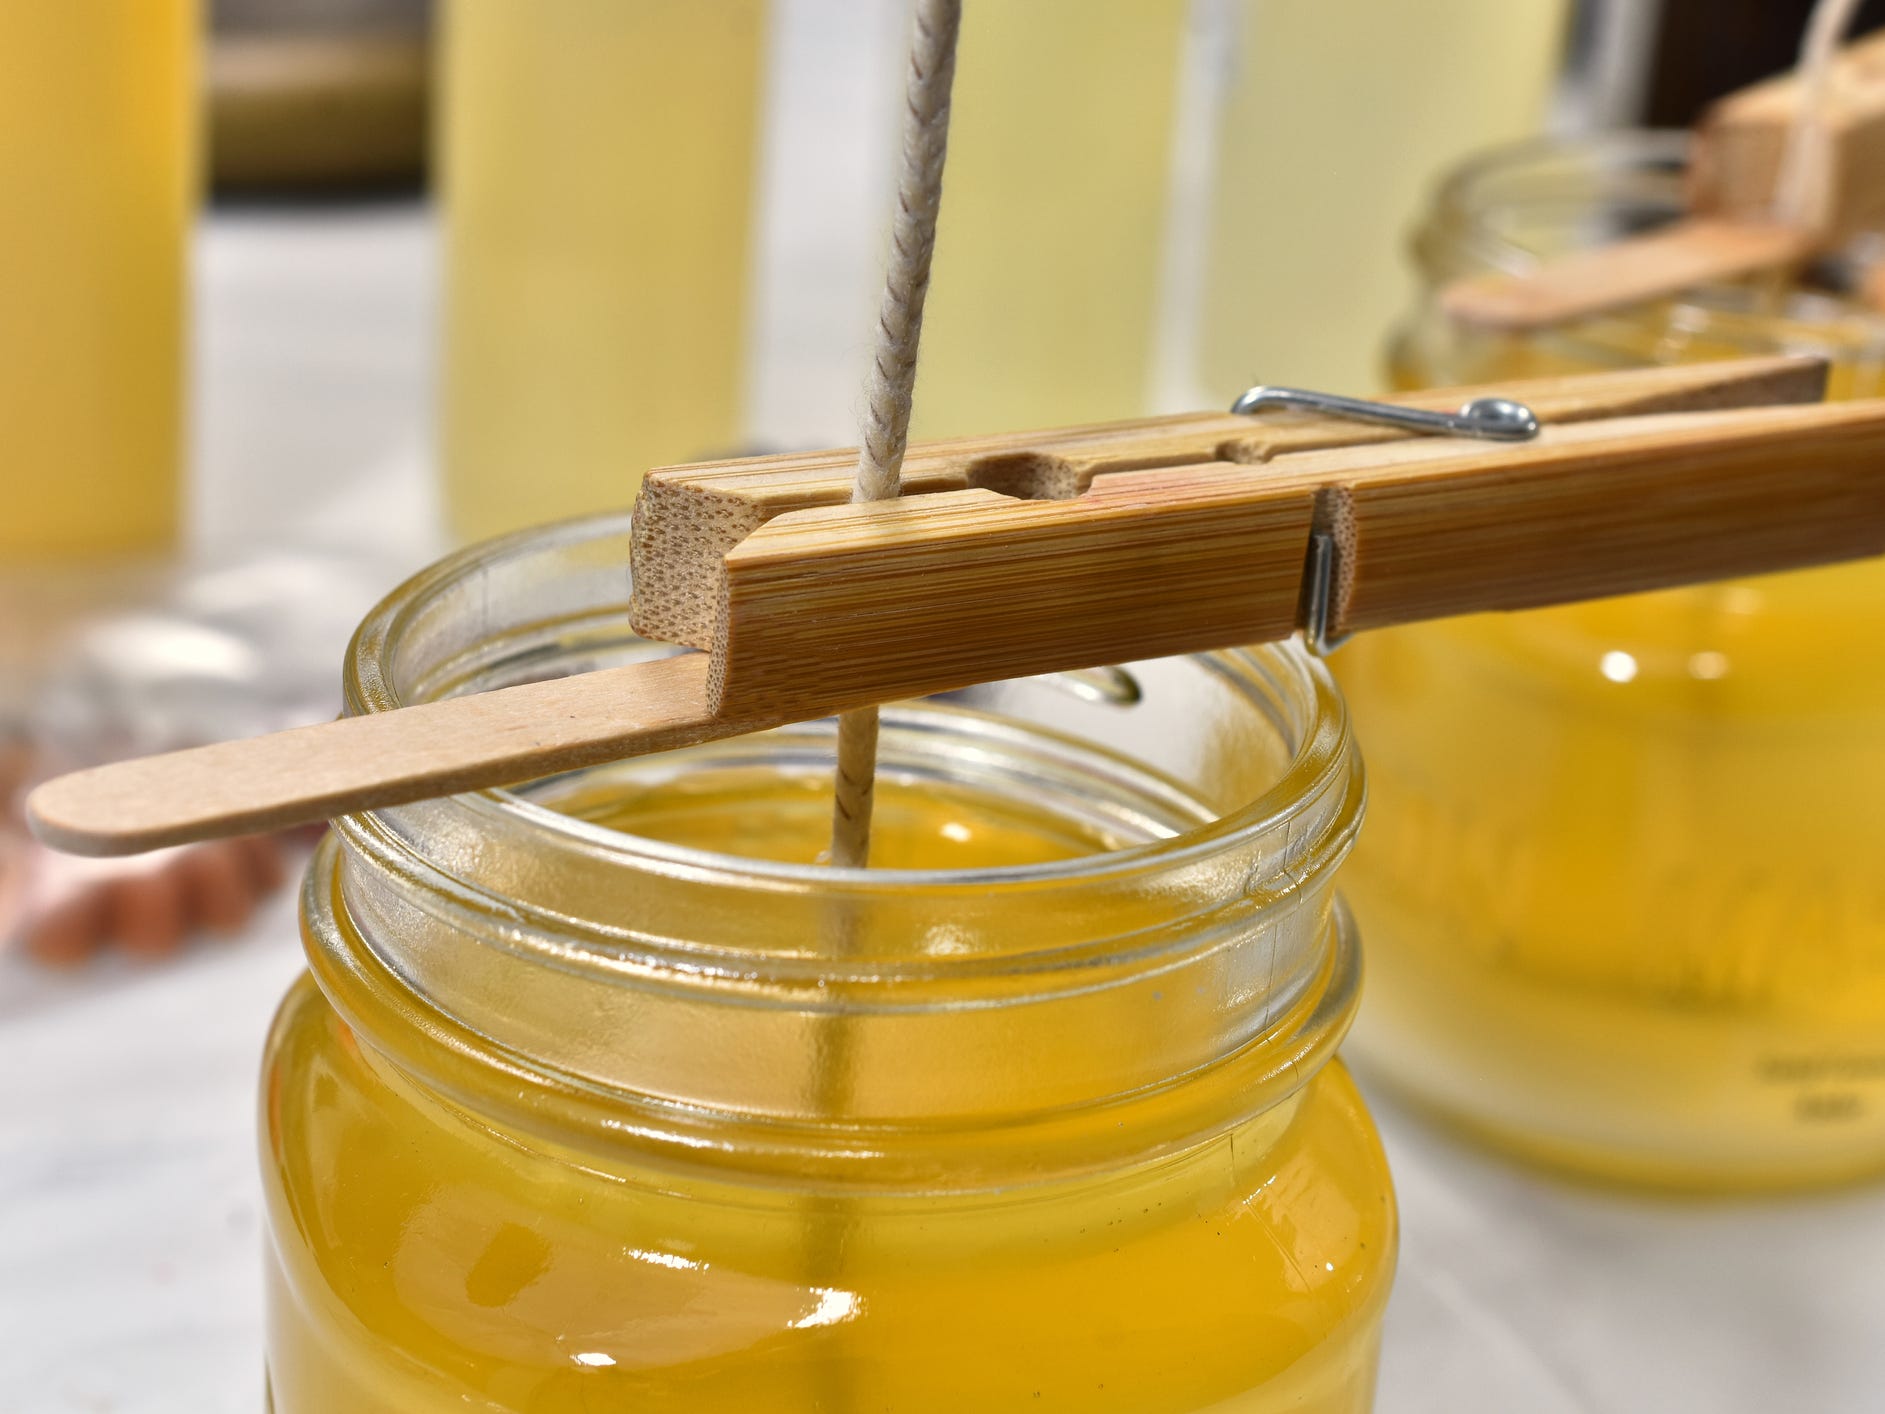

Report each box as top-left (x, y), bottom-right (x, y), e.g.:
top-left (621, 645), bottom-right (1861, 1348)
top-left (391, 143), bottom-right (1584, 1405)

top-left (24, 653), bottom-right (767, 856)
top-left (706, 400), bottom-right (1885, 720)
top-left (633, 357), bottom-right (1829, 648)
top-left (1440, 218), bottom-right (1815, 332)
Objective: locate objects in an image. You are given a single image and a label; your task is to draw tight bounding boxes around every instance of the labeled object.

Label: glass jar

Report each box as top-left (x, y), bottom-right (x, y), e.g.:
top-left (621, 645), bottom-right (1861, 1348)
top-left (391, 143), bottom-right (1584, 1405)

top-left (259, 512), bottom-right (1396, 1410)
top-left (1341, 131), bottom-right (1885, 1189)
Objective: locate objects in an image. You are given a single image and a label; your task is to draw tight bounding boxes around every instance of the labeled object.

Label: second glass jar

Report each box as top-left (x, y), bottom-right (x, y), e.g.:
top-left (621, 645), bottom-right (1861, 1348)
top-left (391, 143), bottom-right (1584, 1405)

top-left (1343, 131), bottom-right (1885, 1189)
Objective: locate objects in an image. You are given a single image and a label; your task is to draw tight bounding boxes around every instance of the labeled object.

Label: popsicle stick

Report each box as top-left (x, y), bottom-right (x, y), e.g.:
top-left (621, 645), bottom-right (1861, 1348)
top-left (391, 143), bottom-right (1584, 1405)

top-left (633, 356), bottom-right (1828, 649)
top-left (27, 653), bottom-right (759, 857)
top-left (1440, 218), bottom-right (1815, 332)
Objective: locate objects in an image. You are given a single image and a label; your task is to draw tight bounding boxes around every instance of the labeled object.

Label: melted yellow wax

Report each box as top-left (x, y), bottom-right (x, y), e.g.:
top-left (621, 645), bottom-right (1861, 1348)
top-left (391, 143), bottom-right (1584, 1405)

top-left (262, 774), bottom-right (1395, 1410)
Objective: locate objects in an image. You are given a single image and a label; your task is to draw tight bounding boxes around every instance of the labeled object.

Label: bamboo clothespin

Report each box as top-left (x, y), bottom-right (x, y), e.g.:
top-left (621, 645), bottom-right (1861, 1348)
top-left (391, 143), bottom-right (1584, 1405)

top-left (26, 356), bottom-right (1885, 858)
top-left (1444, 29), bottom-right (1885, 331)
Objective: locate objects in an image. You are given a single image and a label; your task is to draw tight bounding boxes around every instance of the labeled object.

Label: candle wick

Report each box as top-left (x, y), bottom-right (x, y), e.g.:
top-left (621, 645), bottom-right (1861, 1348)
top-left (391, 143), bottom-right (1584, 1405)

top-left (829, 0), bottom-right (964, 870)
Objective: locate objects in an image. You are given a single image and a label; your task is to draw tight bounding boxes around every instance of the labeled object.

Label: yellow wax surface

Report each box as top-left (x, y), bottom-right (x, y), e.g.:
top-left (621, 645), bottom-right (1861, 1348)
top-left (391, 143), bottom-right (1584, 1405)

top-left (0, 2), bottom-right (196, 556)
top-left (263, 775), bottom-right (1394, 1410)
top-left (1340, 341), bottom-right (1885, 1188)
top-left (437, 0), bottom-right (763, 541)
top-left (554, 767), bottom-right (1117, 869)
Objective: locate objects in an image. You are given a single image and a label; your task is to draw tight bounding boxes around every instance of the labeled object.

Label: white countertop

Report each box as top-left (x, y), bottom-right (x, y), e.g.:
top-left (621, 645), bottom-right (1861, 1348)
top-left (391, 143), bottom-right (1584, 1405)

top-left (3, 203), bottom-right (1883, 1414)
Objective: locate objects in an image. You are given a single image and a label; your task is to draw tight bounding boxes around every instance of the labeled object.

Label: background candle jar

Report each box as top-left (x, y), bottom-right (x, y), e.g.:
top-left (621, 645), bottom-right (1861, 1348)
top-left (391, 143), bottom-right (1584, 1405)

top-left (1340, 131), bottom-right (1885, 1190)
top-left (260, 512), bottom-right (1395, 1411)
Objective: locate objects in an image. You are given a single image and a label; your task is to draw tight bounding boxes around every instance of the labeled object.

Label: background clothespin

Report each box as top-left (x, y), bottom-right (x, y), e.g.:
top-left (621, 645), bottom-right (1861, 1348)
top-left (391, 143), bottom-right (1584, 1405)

top-left (25, 357), bottom-right (1885, 860)
top-left (1445, 24), bottom-right (1885, 330)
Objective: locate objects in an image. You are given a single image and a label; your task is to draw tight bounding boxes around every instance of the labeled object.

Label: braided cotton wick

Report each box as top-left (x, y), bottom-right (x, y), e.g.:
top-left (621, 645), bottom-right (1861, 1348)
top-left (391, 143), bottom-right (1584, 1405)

top-left (831, 0), bottom-right (963, 868)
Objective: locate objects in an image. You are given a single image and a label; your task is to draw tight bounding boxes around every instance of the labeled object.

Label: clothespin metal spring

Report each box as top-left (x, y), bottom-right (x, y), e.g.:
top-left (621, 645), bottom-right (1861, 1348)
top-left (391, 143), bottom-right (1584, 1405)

top-left (1229, 384), bottom-right (1542, 656)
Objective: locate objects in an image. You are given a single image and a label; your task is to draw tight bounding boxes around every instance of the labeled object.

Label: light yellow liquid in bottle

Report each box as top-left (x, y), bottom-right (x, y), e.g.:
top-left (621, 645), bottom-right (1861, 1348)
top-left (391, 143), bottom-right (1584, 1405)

top-left (1197, 0), bottom-right (1568, 394)
top-left (0, 1), bottom-right (196, 556)
top-left (910, 0), bottom-right (1189, 437)
top-left (1342, 312), bottom-right (1885, 1188)
top-left (263, 774), bottom-right (1394, 1410)
top-left (437, 0), bottom-right (763, 541)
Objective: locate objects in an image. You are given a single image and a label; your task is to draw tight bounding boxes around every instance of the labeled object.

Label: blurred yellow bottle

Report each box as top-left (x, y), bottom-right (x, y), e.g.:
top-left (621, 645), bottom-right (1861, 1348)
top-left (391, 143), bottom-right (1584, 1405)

top-left (1197, 0), bottom-right (1569, 396)
top-left (911, 0), bottom-right (1190, 438)
top-left (438, 0), bottom-right (764, 541)
top-left (0, 2), bottom-right (197, 557)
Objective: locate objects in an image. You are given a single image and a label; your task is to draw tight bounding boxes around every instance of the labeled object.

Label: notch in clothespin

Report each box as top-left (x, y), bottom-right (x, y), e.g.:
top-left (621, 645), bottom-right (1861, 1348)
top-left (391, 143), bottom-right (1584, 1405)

top-left (25, 355), bottom-right (1885, 857)
top-left (1444, 30), bottom-right (1885, 331)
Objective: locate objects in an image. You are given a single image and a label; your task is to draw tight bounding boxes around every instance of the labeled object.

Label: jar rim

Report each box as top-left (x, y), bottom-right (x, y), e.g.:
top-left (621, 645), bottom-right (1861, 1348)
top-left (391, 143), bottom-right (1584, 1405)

top-left (343, 509), bottom-right (1359, 905)
top-left (1434, 129), bottom-right (1690, 237)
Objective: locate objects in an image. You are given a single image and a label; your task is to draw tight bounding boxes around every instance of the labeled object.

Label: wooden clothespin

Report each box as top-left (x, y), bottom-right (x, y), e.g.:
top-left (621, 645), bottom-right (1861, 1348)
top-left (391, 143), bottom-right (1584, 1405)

top-left (1444, 31), bottom-right (1885, 331)
top-left (26, 356), bottom-right (1885, 857)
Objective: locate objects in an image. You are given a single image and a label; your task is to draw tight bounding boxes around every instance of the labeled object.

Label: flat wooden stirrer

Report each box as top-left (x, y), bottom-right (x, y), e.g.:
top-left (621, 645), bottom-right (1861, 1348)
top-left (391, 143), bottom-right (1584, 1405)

top-left (26, 654), bottom-right (757, 857)
top-left (1441, 219), bottom-right (1814, 332)
top-left (29, 357), bottom-right (1885, 858)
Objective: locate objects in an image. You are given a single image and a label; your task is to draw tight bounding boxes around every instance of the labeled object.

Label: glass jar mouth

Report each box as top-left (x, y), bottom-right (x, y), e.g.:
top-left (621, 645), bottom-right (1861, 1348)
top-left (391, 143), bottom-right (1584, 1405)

top-left (314, 510), bottom-right (1367, 1176)
top-left (1428, 128), bottom-right (1695, 275)
top-left (342, 510), bottom-right (1359, 916)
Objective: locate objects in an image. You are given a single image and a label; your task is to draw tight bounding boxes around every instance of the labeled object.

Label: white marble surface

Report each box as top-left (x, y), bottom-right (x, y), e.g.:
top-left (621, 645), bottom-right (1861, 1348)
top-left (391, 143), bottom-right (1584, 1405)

top-left (5, 195), bottom-right (1885, 1414)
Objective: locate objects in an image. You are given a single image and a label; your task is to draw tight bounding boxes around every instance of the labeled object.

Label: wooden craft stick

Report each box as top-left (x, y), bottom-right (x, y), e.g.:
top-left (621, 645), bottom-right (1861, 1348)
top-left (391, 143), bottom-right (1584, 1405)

top-left (27, 654), bottom-right (767, 856)
top-left (1441, 219), bottom-right (1815, 331)
top-left (29, 357), bottom-right (1879, 859)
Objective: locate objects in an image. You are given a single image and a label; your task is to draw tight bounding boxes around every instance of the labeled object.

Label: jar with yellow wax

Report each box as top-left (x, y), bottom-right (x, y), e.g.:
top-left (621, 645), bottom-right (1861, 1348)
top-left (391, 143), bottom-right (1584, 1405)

top-left (259, 512), bottom-right (1396, 1410)
top-left (1339, 130), bottom-right (1885, 1189)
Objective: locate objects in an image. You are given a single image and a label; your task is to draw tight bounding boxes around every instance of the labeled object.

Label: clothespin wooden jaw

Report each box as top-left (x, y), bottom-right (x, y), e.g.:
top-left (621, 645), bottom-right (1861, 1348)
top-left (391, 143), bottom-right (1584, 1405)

top-left (1444, 34), bottom-right (1885, 332)
top-left (630, 356), bottom-right (1879, 725)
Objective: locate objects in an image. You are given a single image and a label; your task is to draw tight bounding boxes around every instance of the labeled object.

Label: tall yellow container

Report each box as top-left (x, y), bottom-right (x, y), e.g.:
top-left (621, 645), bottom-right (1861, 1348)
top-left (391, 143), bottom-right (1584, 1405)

top-left (1197, 0), bottom-right (1569, 396)
top-left (0, 3), bottom-right (197, 557)
top-left (911, 0), bottom-right (1190, 437)
top-left (438, 0), bottom-right (765, 541)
